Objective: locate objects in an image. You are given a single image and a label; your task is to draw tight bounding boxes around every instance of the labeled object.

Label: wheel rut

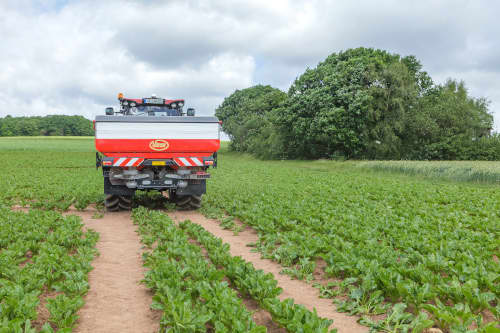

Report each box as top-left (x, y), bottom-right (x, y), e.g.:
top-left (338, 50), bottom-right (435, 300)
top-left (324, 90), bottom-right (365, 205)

top-left (167, 210), bottom-right (368, 333)
top-left (70, 210), bottom-right (160, 333)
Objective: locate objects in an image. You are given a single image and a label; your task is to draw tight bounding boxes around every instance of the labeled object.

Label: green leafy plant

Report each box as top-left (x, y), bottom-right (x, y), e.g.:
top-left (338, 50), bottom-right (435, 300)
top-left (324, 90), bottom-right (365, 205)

top-left (0, 207), bottom-right (98, 331)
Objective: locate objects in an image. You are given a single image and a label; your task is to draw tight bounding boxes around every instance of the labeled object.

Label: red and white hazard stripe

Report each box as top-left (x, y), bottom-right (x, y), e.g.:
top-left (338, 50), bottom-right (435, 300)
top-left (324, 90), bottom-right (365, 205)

top-left (173, 157), bottom-right (204, 167)
top-left (112, 157), bottom-right (144, 167)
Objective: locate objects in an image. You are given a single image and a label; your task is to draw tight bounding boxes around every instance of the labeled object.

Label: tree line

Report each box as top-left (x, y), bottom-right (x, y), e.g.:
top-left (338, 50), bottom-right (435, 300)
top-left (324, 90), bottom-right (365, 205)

top-left (216, 48), bottom-right (499, 160)
top-left (0, 115), bottom-right (94, 137)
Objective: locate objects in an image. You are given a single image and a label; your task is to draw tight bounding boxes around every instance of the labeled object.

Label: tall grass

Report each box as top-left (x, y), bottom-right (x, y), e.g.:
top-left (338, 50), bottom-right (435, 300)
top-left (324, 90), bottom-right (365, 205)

top-left (357, 160), bottom-right (500, 184)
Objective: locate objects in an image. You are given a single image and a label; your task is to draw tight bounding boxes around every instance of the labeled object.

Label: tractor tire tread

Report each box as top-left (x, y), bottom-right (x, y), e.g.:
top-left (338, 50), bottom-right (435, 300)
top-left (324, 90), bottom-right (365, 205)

top-left (120, 195), bottom-right (132, 204)
top-left (176, 196), bottom-right (191, 206)
top-left (105, 196), bottom-right (119, 208)
top-left (174, 195), bottom-right (202, 210)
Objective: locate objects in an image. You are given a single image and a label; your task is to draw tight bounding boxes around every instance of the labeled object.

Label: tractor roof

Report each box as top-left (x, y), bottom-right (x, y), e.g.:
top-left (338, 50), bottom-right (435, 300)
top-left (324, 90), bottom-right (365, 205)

top-left (121, 98), bottom-right (184, 105)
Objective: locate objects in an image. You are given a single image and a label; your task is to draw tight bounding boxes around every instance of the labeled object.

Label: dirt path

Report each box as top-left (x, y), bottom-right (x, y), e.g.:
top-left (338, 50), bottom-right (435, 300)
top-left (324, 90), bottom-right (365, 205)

top-left (70, 210), bottom-right (160, 333)
top-left (168, 210), bottom-right (368, 333)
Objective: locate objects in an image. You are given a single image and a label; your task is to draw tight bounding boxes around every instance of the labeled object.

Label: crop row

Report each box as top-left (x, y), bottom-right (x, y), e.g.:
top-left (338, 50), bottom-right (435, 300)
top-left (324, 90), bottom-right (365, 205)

top-left (178, 220), bottom-right (334, 332)
top-left (203, 153), bottom-right (500, 332)
top-left (131, 207), bottom-right (335, 332)
top-left (0, 207), bottom-right (99, 332)
top-left (132, 206), bottom-right (265, 332)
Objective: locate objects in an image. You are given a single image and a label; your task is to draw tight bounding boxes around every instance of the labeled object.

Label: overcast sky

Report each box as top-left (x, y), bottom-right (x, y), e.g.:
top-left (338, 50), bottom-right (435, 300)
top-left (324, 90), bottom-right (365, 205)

top-left (1, 0), bottom-right (499, 131)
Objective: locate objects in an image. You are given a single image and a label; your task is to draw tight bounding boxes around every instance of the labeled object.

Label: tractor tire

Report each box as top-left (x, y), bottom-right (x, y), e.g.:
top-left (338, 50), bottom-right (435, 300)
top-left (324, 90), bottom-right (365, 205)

top-left (104, 194), bottom-right (133, 211)
top-left (174, 194), bottom-right (202, 210)
top-left (118, 195), bottom-right (133, 211)
top-left (104, 194), bottom-right (120, 212)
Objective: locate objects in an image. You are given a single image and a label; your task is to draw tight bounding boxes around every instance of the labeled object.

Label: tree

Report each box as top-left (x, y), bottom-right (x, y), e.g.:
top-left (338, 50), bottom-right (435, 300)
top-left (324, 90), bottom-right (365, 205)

top-left (215, 85), bottom-right (286, 154)
top-left (405, 79), bottom-right (493, 159)
top-left (0, 115), bottom-right (93, 137)
top-left (216, 47), bottom-right (497, 160)
top-left (275, 48), bottom-right (427, 159)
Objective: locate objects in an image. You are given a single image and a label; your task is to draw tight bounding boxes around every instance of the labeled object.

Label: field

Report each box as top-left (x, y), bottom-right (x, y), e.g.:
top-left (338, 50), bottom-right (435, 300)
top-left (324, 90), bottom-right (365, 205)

top-left (0, 137), bottom-right (498, 333)
top-left (0, 207), bottom-right (98, 331)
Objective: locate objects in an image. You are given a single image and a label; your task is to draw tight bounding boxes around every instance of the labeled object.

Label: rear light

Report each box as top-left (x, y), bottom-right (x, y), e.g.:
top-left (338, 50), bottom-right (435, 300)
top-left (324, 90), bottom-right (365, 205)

top-left (204, 160), bottom-right (214, 165)
top-left (103, 161), bottom-right (112, 166)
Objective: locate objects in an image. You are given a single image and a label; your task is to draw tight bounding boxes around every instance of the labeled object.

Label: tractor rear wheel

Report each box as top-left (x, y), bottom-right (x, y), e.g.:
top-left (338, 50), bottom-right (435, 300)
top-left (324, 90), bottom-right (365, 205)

top-left (118, 195), bottom-right (133, 210)
top-left (173, 194), bottom-right (202, 210)
top-left (104, 194), bottom-right (133, 211)
top-left (105, 194), bottom-right (119, 211)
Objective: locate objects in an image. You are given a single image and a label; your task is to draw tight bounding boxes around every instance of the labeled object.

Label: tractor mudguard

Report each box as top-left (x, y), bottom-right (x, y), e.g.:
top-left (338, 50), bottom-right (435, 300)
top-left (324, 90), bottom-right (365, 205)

top-left (176, 180), bottom-right (206, 196)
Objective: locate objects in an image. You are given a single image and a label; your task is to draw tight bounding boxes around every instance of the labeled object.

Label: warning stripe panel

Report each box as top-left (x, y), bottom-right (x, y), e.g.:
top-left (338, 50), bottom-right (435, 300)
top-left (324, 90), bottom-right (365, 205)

top-left (113, 157), bottom-right (144, 167)
top-left (173, 157), bottom-right (204, 167)
top-left (190, 157), bottom-right (204, 166)
top-left (111, 157), bottom-right (205, 167)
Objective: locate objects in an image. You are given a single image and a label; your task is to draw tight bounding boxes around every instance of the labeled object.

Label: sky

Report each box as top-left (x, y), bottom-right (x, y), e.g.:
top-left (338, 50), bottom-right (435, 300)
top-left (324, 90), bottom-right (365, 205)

top-left (0, 0), bottom-right (499, 131)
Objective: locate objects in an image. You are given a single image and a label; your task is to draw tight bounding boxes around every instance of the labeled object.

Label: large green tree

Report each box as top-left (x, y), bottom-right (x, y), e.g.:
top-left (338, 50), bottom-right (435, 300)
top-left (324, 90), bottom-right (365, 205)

top-left (215, 85), bottom-right (286, 156)
top-left (405, 79), bottom-right (493, 159)
top-left (216, 47), bottom-right (497, 160)
top-left (275, 48), bottom-right (431, 159)
top-left (274, 47), bottom-right (494, 160)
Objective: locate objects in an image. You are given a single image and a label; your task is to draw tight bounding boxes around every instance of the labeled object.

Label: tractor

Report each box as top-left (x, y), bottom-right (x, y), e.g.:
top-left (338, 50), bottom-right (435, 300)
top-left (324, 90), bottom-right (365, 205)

top-left (95, 93), bottom-right (220, 211)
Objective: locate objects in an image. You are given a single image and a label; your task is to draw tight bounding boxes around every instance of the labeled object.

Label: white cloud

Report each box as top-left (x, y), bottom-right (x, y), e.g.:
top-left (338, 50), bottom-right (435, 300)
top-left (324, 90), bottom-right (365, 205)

top-left (0, 0), bottom-right (255, 118)
top-left (0, 0), bottom-right (499, 131)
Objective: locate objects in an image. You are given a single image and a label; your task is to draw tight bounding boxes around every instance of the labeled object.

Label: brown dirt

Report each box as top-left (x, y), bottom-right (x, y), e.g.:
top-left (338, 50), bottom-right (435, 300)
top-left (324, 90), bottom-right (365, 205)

top-left (243, 297), bottom-right (287, 332)
top-left (69, 210), bottom-right (160, 333)
top-left (19, 250), bottom-right (34, 267)
top-left (314, 258), bottom-right (341, 284)
top-left (480, 308), bottom-right (499, 325)
top-left (168, 210), bottom-right (368, 333)
top-left (32, 289), bottom-right (61, 331)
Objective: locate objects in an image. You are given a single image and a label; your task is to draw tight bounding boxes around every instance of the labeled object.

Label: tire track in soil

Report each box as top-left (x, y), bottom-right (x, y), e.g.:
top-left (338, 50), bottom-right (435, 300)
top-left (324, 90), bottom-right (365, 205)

top-left (70, 210), bottom-right (160, 333)
top-left (168, 210), bottom-right (368, 333)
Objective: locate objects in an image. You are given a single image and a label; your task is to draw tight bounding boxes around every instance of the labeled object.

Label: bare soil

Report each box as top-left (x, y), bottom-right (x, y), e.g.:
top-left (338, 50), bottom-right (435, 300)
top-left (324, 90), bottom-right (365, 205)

top-left (70, 210), bottom-right (160, 333)
top-left (19, 250), bottom-right (34, 268)
top-left (243, 297), bottom-right (287, 332)
top-left (168, 210), bottom-right (368, 333)
top-left (32, 289), bottom-right (61, 331)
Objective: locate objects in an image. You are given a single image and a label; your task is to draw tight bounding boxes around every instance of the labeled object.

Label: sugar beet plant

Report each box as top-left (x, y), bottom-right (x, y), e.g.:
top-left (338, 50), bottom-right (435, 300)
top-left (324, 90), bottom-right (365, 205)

top-left (0, 138), bottom-right (102, 211)
top-left (132, 207), bottom-right (266, 332)
top-left (178, 220), bottom-right (335, 332)
top-left (132, 207), bottom-right (336, 333)
top-left (203, 153), bottom-right (500, 332)
top-left (0, 207), bottom-right (99, 332)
